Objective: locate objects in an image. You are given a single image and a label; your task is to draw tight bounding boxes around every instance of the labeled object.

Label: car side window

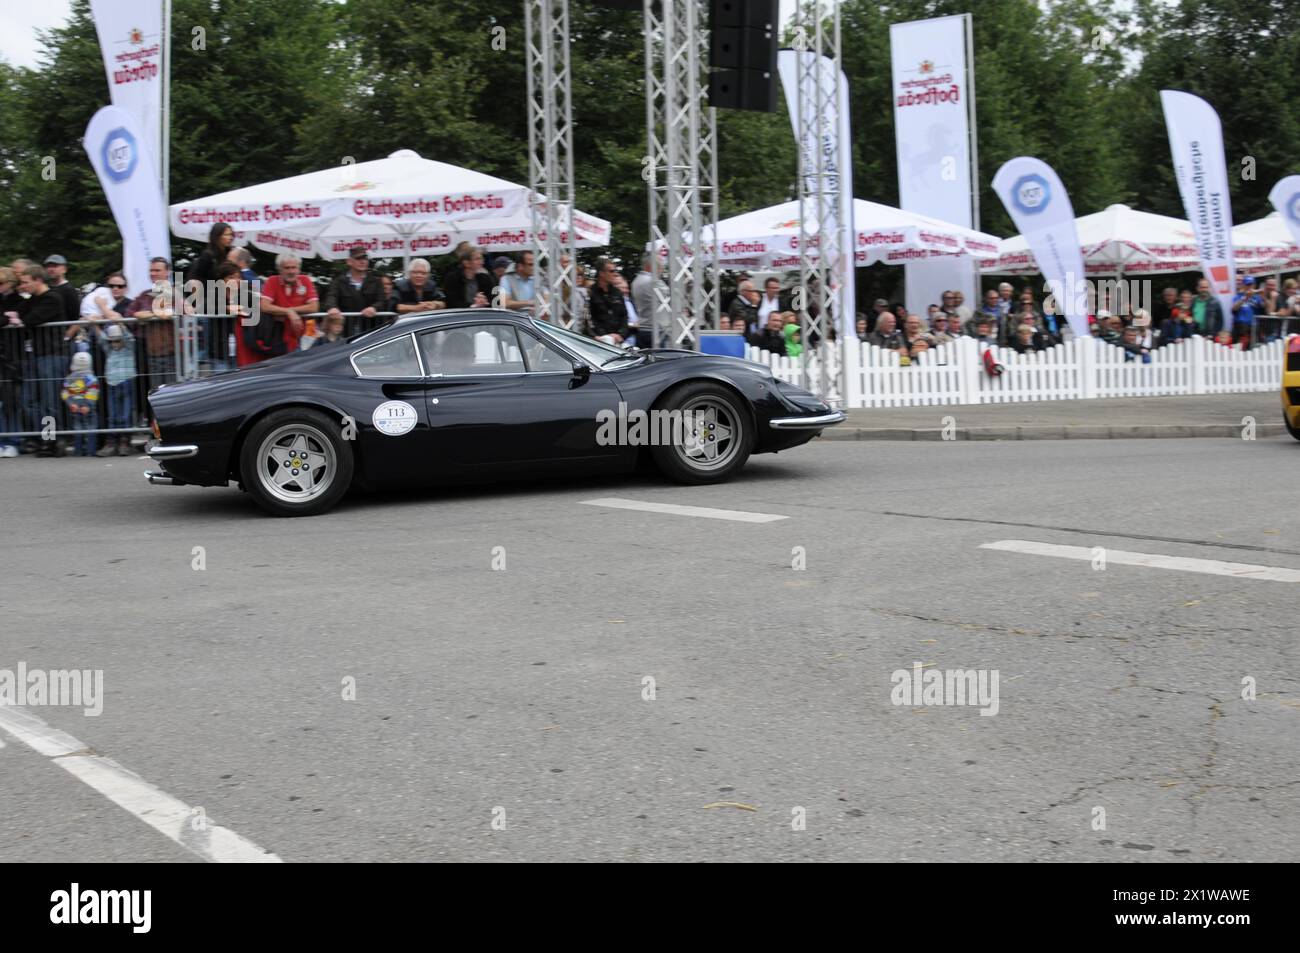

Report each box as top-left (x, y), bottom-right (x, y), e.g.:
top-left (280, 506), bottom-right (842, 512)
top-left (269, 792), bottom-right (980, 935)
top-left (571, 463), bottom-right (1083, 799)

top-left (353, 334), bottom-right (422, 378)
top-left (420, 324), bottom-right (525, 376)
top-left (519, 331), bottom-right (574, 373)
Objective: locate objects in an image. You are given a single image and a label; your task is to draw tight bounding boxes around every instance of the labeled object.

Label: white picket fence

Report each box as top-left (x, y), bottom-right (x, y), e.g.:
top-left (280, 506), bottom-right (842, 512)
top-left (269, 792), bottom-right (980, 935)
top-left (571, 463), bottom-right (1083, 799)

top-left (744, 334), bottom-right (1285, 408)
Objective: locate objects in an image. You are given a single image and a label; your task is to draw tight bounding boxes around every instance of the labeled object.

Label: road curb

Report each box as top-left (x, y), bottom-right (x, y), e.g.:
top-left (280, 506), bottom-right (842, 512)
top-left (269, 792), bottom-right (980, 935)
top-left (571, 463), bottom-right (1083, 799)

top-left (820, 423), bottom-right (1287, 442)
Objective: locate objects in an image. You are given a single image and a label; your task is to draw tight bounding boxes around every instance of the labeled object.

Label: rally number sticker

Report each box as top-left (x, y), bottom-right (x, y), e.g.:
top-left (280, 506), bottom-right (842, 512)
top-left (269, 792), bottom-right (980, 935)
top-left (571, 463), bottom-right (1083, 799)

top-left (372, 400), bottom-right (418, 436)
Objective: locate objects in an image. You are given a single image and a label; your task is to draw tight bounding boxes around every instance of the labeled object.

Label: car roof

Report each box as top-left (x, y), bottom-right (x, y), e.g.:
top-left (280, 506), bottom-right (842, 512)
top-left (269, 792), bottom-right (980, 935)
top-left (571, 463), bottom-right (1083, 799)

top-left (389, 308), bottom-right (530, 331)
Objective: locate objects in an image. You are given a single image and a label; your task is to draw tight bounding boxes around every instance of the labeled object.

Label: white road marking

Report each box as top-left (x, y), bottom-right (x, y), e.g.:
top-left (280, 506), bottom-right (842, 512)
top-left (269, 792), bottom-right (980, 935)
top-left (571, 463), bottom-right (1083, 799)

top-left (981, 539), bottom-right (1300, 583)
top-left (580, 497), bottom-right (787, 523)
top-left (0, 706), bottom-right (281, 863)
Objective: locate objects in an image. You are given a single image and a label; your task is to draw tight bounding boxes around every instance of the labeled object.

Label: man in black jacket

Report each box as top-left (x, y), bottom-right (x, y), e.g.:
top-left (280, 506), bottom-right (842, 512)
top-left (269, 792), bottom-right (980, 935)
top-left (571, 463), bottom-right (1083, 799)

top-left (586, 258), bottom-right (629, 344)
top-left (441, 246), bottom-right (495, 310)
top-left (751, 311), bottom-right (787, 355)
top-left (18, 266), bottom-right (69, 454)
top-left (42, 254), bottom-right (81, 322)
top-left (322, 246), bottom-right (386, 326)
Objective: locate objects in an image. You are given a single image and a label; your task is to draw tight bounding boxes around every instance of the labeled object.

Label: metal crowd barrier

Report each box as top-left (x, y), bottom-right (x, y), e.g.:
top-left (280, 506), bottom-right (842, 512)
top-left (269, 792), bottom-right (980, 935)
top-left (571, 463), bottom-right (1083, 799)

top-left (0, 312), bottom-right (397, 448)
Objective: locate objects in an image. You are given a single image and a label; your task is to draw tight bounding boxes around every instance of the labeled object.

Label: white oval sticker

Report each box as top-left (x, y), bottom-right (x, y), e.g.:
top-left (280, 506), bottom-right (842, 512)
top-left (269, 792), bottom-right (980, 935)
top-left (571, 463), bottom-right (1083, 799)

top-left (372, 400), bottom-right (418, 436)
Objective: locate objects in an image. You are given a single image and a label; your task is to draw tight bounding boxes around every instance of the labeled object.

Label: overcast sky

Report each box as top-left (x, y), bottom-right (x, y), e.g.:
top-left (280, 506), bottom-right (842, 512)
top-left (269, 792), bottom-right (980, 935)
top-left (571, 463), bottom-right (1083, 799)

top-left (0, 0), bottom-right (801, 71)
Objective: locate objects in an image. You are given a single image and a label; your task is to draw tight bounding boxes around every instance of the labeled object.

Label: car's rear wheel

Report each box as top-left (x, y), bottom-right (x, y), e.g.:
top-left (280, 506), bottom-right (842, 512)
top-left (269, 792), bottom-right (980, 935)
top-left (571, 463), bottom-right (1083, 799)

top-left (650, 382), bottom-right (751, 484)
top-left (239, 409), bottom-right (353, 516)
top-left (1286, 409), bottom-right (1300, 442)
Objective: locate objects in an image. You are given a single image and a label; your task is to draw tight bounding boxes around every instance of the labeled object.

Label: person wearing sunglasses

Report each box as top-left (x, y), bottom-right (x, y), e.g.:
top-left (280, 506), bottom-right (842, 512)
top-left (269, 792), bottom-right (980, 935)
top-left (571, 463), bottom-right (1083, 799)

top-left (79, 271), bottom-right (132, 322)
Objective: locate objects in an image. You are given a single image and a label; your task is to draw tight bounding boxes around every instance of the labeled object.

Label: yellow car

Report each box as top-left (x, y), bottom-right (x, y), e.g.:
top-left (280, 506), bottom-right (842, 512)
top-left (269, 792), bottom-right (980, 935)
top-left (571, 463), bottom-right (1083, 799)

top-left (1286, 335), bottom-right (1300, 440)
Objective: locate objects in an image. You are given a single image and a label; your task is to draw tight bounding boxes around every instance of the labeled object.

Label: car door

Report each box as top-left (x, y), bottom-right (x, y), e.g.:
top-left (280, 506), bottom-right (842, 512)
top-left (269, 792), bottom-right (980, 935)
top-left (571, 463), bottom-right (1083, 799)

top-left (345, 330), bottom-right (436, 486)
top-left (418, 321), bottom-right (630, 473)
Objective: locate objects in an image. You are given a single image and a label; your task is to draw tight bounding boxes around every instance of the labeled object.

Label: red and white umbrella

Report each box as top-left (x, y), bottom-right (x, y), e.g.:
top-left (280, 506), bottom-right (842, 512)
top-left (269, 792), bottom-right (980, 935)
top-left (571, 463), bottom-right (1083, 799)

top-left (659, 198), bottom-right (1000, 269)
top-left (984, 203), bottom-right (1292, 276)
top-left (170, 149), bottom-right (610, 259)
top-left (1232, 212), bottom-right (1300, 273)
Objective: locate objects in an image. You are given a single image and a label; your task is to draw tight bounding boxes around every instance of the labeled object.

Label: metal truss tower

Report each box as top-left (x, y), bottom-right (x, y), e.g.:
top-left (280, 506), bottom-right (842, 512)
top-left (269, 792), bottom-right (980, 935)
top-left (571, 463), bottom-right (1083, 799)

top-left (795, 0), bottom-right (846, 400)
top-left (526, 0), bottom-right (580, 328)
top-left (644, 0), bottom-right (719, 349)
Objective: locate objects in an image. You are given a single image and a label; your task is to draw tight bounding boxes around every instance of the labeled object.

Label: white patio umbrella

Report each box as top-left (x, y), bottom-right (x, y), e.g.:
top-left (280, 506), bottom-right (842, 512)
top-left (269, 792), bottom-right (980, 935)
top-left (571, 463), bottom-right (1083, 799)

top-left (984, 203), bottom-right (1288, 276)
top-left (170, 149), bottom-right (610, 259)
top-left (1232, 213), bottom-right (1300, 273)
top-left (662, 198), bottom-right (1000, 268)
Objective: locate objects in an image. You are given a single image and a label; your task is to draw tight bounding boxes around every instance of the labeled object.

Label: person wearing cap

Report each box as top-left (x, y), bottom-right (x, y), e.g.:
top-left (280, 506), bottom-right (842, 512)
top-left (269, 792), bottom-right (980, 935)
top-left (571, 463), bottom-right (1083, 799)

top-left (322, 246), bottom-right (386, 326)
top-left (1130, 307), bottom-right (1154, 350)
top-left (1231, 274), bottom-right (1264, 348)
top-left (42, 254), bottom-right (81, 322)
top-left (490, 256), bottom-right (512, 286)
top-left (94, 319), bottom-right (137, 456)
top-left (869, 297), bottom-right (890, 333)
top-left (61, 350), bottom-right (100, 456)
top-left (1095, 309), bottom-right (1123, 344)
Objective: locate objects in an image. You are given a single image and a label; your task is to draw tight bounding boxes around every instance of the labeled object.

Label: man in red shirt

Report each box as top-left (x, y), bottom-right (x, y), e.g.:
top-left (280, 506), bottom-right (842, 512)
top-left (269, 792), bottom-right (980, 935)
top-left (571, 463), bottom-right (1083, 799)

top-left (242, 253), bottom-right (319, 366)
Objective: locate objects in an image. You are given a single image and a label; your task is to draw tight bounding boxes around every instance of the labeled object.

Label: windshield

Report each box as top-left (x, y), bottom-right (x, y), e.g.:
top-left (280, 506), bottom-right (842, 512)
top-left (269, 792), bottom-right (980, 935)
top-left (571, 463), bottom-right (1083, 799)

top-left (531, 319), bottom-right (637, 366)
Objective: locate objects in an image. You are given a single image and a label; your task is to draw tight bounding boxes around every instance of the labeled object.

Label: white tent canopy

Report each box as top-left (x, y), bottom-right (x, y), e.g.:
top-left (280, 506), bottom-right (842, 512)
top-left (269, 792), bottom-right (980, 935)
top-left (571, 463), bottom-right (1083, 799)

top-left (170, 149), bottom-right (610, 260)
top-left (984, 203), bottom-right (1292, 276)
top-left (1232, 213), bottom-right (1300, 272)
top-left (663, 198), bottom-right (1000, 269)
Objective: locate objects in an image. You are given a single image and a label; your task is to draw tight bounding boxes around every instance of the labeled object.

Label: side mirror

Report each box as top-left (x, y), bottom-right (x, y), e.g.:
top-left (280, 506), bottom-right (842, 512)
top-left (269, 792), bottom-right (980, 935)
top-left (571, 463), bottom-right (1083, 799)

top-left (570, 362), bottom-right (590, 388)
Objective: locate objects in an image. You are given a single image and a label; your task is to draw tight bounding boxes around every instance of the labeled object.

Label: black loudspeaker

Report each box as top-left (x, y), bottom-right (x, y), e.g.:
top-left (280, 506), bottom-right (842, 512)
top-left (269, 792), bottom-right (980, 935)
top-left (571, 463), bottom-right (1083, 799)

top-left (710, 26), bottom-right (778, 72)
top-left (708, 68), bottom-right (777, 113)
top-left (708, 0), bottom-right (778, 112)
top-left (589, 0), bottom-right (642, 9)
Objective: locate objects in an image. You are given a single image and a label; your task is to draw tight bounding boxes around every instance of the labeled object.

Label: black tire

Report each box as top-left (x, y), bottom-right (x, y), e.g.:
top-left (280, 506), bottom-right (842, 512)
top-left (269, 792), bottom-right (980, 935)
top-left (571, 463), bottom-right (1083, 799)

top-left (649, 381), bottom-right (752, 484)
top-left (239, 408), bottom-right (353, 516)
top-left (1286, 409), bottom-right (1300, 442)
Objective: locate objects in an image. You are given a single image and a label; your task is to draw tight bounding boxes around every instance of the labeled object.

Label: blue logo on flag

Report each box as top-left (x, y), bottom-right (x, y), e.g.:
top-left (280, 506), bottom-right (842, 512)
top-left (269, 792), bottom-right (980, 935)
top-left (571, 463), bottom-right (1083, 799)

top-left (101, 127), bottom-right (138, 183)
top-left (1288, 193), bottom-right (1300, 225)
top-left (1011, 174), bottom-right (1051, 216)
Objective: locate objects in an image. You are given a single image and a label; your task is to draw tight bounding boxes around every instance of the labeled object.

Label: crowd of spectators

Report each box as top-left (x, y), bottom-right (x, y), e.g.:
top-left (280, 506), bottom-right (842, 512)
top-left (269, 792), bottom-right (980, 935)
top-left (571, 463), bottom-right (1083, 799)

top-left (0, 229), bottom-right (556, 457)
top-left (4, 226), bottom-right (1298, 459)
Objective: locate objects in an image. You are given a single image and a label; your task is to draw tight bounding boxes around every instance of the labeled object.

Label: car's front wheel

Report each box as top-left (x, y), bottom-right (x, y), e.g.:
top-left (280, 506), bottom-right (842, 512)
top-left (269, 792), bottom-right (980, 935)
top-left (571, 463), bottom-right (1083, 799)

top-left (650, 382), bottom-right (751, 484)
top-left (239, 409), bottom-right (353, 516)
top-left (1286, 409), bottom-right (1300, 442)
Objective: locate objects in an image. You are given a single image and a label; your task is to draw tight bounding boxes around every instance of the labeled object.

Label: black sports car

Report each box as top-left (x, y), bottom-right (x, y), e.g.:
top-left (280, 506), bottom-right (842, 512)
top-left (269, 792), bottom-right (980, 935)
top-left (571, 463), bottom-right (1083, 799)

top-left (144, 309), bottom-right (844, 516)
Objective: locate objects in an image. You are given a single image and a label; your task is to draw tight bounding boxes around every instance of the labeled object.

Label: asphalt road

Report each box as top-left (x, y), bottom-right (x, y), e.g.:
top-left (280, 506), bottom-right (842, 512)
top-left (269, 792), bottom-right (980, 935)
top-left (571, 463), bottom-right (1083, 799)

top-left (2, 435), bottom-right (1298, 862)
